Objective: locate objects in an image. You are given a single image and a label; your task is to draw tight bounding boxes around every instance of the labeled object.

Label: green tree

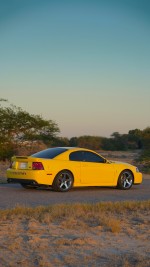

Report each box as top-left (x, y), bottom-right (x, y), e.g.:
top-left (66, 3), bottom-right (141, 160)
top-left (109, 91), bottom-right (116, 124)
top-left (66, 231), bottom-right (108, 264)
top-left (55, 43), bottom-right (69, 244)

top-left (102, 132), bottom-right (128, 151)
top-left (0, 100), bottom-right (60, 159)
top-left (76, 135), bottom-right (103, 150)
top-left (140, 127), bottom-right (150, 160)
top-left (128, 129), bottom-right (143, 149)
top-left (132, 127), bottom-right (150, 173)
top-left (69, 137), bottom-right (78, 147)
top-left (52, 137), bottom-right (70, 147)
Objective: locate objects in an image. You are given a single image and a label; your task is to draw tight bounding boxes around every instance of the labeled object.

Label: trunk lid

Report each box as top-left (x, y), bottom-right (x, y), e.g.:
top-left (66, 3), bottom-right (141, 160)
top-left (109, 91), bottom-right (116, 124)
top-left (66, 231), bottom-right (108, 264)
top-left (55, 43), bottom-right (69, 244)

top-left (11, 156), bottom-right (39, 170)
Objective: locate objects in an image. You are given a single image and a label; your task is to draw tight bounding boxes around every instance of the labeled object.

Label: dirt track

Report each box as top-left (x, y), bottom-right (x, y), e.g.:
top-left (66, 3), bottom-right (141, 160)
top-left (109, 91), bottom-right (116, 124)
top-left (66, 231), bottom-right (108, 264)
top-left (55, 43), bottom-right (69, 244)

top-left (0, 175), bottom-right (149, 209)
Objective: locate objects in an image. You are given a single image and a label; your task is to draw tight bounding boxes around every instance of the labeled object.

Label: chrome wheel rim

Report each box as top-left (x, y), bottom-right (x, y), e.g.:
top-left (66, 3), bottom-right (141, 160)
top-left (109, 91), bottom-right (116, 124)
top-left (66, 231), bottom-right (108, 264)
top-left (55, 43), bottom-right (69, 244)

top-left (120, 171), bottom-right (133, 189)
top-left (58, 172), bottom-right (72, 190)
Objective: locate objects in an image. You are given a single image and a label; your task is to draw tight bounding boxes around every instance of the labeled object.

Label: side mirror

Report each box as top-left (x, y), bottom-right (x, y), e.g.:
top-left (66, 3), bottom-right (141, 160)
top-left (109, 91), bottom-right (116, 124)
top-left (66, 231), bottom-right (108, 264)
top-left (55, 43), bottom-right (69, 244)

top-left (104, 159), bottom-right (111, 164)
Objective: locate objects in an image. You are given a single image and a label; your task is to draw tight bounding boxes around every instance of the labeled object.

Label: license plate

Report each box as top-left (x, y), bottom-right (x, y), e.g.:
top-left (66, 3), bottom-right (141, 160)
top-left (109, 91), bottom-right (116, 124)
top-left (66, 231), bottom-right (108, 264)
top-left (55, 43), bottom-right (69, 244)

top-left (19, 162), bottom-right (27, 169)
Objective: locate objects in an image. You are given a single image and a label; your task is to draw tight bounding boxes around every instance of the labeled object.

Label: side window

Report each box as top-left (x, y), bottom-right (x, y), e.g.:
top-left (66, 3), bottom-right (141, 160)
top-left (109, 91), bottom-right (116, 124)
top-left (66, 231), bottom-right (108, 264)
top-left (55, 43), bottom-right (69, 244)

top-left (84, 152), bottom-right (105, 163)
top-left (69, 151), bottom-right (84, 161)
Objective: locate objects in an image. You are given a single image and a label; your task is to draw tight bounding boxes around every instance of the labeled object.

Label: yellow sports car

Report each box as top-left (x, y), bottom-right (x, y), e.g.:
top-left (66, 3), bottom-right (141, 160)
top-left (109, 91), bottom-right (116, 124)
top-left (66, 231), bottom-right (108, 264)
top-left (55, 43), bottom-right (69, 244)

top-left (7, 147), bottom-right (142, 192)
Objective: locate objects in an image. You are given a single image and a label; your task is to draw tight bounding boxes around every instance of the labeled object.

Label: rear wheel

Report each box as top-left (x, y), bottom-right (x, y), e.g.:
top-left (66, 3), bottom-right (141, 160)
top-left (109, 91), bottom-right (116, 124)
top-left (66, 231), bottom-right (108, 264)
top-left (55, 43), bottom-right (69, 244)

top-left (52, 170), bottom-right (74, 192)
top-left (117, 170), bottom-right (133, 190)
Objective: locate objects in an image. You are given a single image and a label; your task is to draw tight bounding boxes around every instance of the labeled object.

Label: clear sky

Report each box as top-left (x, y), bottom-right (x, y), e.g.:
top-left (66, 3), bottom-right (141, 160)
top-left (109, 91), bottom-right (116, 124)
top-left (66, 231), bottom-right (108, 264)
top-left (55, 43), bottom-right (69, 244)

top-left (0, 0), bottom-right (150, 137)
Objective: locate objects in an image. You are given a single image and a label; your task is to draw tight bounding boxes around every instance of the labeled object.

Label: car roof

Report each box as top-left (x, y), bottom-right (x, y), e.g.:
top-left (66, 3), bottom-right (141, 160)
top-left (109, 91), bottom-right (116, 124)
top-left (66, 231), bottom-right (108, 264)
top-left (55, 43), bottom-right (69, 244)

top-left (56, 147), bottom-right (90, 151)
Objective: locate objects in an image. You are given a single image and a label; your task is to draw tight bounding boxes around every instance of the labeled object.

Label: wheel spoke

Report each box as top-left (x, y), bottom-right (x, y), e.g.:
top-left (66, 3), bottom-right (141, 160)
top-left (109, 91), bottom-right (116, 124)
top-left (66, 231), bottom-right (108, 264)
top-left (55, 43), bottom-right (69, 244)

top-left (63, 173), bottom-right (67, 179)
top-left (58, 173), bottom-right (72, 190)
top-left (64, 181), bottom-right (68, 189)
top-left (126, 179), bottom-right (132, 186)
top-left (53, 171), bottom-right (73, 192)
top-left (60, 182), bottom-right (64, 188)
top-left (123, 180), bottom-right (127, 187)
top-left (123, 178), bottom-right (132, 188)
top-left (118, 171), bottom-right (133, 190)
top-left (127, 174), bottom-right (131, 180)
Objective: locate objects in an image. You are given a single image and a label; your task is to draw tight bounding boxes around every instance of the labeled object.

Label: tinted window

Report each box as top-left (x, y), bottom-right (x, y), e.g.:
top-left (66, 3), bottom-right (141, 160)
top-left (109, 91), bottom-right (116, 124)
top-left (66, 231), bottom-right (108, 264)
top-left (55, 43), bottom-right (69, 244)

top-left (31, 148), bottom-right (68, 159)
top-left (69, 151), bottom-right (105, 163)
top-left (69, 151), bottom-right (84, 161)
top-left (84, 152), bottom-right (105, 163)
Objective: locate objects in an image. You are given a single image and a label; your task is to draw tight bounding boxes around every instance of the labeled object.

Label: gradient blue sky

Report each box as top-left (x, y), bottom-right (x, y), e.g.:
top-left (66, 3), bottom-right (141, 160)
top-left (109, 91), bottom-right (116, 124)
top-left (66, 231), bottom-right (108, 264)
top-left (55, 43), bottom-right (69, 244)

top-left (0, 0), bottom-right (150, 137)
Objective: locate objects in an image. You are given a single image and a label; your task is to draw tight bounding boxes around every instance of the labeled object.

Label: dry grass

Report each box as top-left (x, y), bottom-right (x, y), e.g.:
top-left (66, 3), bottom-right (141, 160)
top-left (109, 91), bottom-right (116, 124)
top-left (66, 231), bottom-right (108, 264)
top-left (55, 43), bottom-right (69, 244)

top-left (0, 201), bottom-right (150, 266)
top-left (1, 200), bottom-right (149, 220)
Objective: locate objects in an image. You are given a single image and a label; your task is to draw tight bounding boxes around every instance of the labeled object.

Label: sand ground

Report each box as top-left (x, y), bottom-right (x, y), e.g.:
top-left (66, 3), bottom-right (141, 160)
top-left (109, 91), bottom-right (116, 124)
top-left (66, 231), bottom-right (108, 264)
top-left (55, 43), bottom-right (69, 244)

top-left (0, 207), bottom-right (150, 267)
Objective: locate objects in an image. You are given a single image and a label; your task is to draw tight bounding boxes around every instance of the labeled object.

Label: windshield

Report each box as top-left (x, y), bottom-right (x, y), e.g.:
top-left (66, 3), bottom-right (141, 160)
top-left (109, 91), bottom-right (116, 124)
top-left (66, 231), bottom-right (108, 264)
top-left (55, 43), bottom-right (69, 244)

top-left (31, 148), bottom-right (68, 159)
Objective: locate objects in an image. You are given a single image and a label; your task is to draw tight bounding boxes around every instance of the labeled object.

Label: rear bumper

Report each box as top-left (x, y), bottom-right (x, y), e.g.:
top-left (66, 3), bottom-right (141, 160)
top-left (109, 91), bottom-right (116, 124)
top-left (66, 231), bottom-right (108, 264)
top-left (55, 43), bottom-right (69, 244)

top-left (7, 178), bottom-right (39, 185)
top-left (7, 168), bottom-right (54, 185)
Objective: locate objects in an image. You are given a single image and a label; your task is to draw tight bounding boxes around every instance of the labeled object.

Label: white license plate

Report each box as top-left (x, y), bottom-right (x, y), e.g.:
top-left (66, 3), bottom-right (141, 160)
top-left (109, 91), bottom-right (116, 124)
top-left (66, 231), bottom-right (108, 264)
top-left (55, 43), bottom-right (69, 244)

top-left (19, 162), bottom-right (27, 169)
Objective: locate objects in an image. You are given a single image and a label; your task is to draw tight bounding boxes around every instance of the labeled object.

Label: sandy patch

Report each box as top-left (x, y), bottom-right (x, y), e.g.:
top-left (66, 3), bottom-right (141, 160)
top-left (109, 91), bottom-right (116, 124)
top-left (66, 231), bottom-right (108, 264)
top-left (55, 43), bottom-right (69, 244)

top-left (0, 209), bottom-right (150, 267)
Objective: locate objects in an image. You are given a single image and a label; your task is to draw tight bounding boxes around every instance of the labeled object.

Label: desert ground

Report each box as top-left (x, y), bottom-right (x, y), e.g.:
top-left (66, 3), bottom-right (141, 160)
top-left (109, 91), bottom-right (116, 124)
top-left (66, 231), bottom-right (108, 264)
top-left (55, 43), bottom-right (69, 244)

top-left (0, 202), bottom-right (150, 267)
top-left (0, 151), bottom-right (150, 267)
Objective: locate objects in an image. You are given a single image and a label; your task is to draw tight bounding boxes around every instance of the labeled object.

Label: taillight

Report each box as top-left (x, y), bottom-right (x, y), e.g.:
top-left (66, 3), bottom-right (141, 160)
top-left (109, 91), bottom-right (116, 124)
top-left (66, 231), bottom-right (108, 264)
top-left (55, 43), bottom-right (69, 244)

top-left (32, 162), bottom-right (44, 170)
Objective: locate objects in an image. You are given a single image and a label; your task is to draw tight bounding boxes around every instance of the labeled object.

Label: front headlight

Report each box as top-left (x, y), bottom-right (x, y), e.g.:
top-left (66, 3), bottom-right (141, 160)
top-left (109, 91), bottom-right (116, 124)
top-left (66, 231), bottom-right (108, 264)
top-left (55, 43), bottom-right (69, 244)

top-left (136, 167), bottom-right (140, 172)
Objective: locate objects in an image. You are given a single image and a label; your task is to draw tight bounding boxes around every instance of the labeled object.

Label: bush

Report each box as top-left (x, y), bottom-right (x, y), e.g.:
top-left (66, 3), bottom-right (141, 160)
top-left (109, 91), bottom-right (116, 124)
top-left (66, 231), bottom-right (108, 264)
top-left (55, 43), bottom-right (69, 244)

top-left (0, 144), bottom-right (15, 161)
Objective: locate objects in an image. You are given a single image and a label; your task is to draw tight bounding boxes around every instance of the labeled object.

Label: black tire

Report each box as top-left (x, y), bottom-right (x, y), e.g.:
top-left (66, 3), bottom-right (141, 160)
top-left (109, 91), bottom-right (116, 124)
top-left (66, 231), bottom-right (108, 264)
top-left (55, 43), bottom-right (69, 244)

top-left (20, 183), bottom-right (38, 189)
top-left (52, 170), bottom-right (74, 192)
top-left (117, 170), bottom-right (133, 190)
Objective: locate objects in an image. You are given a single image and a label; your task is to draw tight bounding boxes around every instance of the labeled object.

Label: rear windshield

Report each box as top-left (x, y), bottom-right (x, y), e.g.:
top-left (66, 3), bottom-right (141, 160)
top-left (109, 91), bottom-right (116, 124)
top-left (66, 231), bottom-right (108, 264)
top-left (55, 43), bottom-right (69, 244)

top-left (31, 148), bottom-right (68, 159)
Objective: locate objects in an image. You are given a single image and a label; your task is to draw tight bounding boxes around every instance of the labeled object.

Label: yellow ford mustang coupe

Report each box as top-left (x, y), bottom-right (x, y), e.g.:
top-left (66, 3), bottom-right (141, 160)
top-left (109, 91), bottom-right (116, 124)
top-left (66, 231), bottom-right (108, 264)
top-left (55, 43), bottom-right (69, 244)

top-left (7, 147), bottom-right (142, 192)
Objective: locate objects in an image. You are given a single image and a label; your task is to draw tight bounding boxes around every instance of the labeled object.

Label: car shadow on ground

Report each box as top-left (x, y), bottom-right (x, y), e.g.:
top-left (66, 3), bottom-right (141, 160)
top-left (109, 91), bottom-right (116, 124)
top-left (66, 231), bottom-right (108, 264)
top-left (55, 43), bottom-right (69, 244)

top-left (23, 185), bottom-right (140, 192)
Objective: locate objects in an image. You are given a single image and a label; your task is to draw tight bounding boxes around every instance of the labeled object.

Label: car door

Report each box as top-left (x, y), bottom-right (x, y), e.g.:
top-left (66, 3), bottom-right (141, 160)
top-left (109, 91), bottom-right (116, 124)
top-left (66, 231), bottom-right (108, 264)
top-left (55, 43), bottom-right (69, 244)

top-left (80, 151), bottom-right (115, 185)
top-left (69, 151), bottom-right (83, 185)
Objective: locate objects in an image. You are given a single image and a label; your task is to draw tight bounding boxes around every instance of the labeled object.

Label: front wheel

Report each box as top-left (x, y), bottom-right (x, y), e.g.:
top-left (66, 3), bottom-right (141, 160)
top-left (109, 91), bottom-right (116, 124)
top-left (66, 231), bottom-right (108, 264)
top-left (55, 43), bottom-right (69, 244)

top-left (52, 170), bottom-right (74, 192)
top-left (117, 170), bottom-right (133, 190)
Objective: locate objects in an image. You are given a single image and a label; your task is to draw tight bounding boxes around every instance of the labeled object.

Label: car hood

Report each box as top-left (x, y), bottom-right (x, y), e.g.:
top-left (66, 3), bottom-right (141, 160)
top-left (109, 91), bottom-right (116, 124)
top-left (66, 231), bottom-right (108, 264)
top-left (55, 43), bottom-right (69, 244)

top-left (110, 160), bottom-right (133, 167)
